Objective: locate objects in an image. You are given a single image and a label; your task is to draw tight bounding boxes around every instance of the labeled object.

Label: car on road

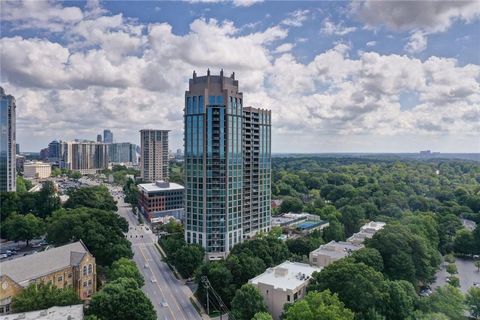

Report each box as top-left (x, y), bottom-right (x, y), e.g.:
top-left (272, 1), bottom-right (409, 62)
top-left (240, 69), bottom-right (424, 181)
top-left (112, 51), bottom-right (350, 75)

top-left (151, 277), bottom-right (157, 283)
top-left (144, 263), bottom-right (149, 269)
top-left (0, 253), bottom-right (8, 259)
top-left (161, 300), bottom-right (168, 307)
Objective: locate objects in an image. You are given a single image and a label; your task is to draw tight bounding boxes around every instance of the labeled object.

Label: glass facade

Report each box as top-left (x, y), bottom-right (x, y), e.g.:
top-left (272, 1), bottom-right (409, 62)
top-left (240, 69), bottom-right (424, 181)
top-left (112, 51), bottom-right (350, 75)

top-left (184, 72), bottom-right (271, 258)
top-left (0, 87), bottom-right (16, 192)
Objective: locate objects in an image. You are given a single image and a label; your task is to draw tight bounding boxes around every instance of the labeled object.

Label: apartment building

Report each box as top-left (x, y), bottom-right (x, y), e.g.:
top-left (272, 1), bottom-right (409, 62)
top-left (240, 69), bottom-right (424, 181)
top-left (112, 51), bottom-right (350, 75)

top-left (0, 87), bottom-right (16, 192)
top-left (140, 130), bottom-right (169, 182)
top-left (249, 261), bottom-right (320, 320)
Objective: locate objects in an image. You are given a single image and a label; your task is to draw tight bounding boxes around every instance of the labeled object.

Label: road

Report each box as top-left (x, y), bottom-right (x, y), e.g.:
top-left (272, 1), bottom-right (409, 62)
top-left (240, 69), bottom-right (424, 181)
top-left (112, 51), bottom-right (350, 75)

top-left (115, 191), bottom-right (202, 320)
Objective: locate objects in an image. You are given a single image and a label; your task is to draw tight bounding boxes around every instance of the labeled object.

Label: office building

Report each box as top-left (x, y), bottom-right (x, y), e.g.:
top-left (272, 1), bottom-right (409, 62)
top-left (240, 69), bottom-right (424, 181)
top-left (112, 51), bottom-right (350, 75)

top-left (0, 305), bottom-right (84, 320)
top-left (47, 140), bottom-right (63, 162)
top-left (140, 130), bottom-right (169, 182)
top-left (62, 141), bottom-right (108, 174)
top-left (184, 70), bottom-right (272, 259)
top-left (0, 87), bottom-right (16, 192)
top-left (96, 134), bottom-right (102, 142)
top-left (249, 261), bottom-right (320, 320)
top-left (108, 142), bottom-right (137, 164)
top-left (138, 180), bottom-right (184, 223)
top-left (103, 129), bottom-right (113, 144)
top-left (0, 241), bottom-right (96, 315)
top-left (23, 161), bottom-right (52, 179)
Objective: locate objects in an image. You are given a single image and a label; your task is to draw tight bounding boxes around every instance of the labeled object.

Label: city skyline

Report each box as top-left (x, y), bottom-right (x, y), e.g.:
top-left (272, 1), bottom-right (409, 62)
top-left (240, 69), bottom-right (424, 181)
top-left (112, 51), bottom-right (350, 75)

top-left (1, 1), bottom-right (479, 153)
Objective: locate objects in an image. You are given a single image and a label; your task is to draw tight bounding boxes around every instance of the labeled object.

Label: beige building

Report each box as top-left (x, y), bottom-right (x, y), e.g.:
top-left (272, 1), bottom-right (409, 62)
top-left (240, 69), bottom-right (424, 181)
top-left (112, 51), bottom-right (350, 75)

top-left (309, 241), bottom-right (363, 268)
top-left (23, 161), bottom-right (51, 179)
top-left (347, 221), bottom-right (386, 245)
top-left (249, 261), bottom-right (320, 320)
top-left (0, 241), bottom-right (96, 315)
top-left (140, 130), bottom-right (169, 182)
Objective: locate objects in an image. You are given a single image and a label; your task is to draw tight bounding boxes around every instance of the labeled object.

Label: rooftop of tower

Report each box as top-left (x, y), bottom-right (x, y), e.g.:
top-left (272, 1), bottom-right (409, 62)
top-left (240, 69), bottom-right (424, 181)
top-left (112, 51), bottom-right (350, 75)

top-left (188, 68), bottom-right (240, 90)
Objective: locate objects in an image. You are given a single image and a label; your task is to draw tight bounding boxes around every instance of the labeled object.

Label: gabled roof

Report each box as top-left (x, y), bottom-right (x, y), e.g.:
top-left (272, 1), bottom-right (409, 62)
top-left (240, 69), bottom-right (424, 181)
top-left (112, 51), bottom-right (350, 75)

top-left (0, 241), bottom-right (90, 287)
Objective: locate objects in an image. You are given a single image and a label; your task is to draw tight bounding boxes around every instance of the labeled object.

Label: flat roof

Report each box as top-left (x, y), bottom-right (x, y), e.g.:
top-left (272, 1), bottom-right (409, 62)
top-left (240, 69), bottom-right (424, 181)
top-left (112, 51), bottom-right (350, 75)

top-left (0, 305), bottom-right (84, 320)
top-left (310, 241), bottom-right (363, 259)
top-left (138, 181), bottom-right (184, 193)
top-left (249, 261), bottom-right (320, 291)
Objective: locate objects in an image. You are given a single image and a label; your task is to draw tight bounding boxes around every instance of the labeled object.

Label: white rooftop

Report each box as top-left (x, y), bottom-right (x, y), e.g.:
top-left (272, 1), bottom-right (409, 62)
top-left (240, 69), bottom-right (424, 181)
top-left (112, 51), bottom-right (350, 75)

top-left (249, 261), bottom-right (320, 291)
top-left (0, 305), bottom-right (84, 320)
top-left (310, 241), bottom-right (363, 259)
top-left (360, 221), bottom-right (386, 233)
top-left (138, 180), bottom-right (184, 193)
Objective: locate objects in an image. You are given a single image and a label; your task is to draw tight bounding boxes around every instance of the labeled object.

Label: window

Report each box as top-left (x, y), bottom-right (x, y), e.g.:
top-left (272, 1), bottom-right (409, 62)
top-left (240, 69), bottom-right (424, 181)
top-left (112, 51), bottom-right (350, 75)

top-left (83, 281), bottom-right (87, 288)
top-left (88, 264), bottom-right (93, 274)
top-left (58, 276), bottom-right (63, 282)
top-left (83, 266), bottom-right (87, 276)
top-left (287, 295), bottom-right (290, 302)
top-left (88, 279), bottom-right (92, 287)
top-left (294, 292), bottom-right (298, 301)
top-left (68, 273), bottom-right (73, 278)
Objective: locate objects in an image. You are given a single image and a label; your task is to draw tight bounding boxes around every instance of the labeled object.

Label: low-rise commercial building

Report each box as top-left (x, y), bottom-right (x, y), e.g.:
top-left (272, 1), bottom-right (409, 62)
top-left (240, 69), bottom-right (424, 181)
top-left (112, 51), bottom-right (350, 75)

top-left (249, 261), bottom-right (320, 320)
top-left (271, 213), bottom-right (329, 234)
top-left (0, 241), bottom-right (96, 315)
top-left (23, 161), bottom-right (51, 179)
top-left (0, 305), bottom-right (84, 320)
top-left (309, 241), bottom-right (363, 268)
top-left (138, 180), bottom-right (184, 223)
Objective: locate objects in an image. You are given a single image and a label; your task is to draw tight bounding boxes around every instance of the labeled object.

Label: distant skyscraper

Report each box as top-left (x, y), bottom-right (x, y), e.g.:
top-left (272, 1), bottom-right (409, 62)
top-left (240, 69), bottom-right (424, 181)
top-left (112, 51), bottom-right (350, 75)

top-left (184, 70), bottom-right (271, 259)
top-left (97, 134), bottom-right (102, 142)
top-left (47, 140), bottom-right (63, 162)
top-left (108, 142), bottom-right (137, 164)
top-left (61, 141), bottom-right (108, 174)
top-left (0, 87), bottom-right (16, 192)
top-left (15, 143), bottom-right (19, 155)
top-left (103, 129), bottom-right (113, 144)
top-left (140, 130), bottom-right (169, 182)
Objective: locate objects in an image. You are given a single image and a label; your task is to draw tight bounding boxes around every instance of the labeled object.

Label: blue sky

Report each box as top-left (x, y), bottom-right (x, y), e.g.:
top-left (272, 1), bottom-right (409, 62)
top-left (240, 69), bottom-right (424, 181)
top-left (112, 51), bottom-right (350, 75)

top-left (1, 0), bottom-right (479, 152)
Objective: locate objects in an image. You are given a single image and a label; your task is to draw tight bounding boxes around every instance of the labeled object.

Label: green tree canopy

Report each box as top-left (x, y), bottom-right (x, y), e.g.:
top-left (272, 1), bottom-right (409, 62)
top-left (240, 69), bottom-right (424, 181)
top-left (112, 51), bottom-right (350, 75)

top-left (88, 277), bottom-right (155, 320)
top-left (11, 283), bottom-right (80, 313)
top-left (349, 247), bottom-right (384, 272)
top-left (283, 290), bottom-right (354, 320)
top-left (420, 285), bottom-right (465, 320)
top-left (466, 287), bottom-right (480, 319)
top-left (46, 207), bottom-right (131, 266)
top-left (65, 185), bottom-right (117, 211)
top-left (308, 260), bottom-right (387, 316)
top-left (107, 258), bottom-right (144, 287)
top-left (1, 213), bottom-right (44, 246)
top-left (172, 244), bottom-right (205, 278)
top-left (252, 312), bottom-right (273, 320)
top-left (231, 284), bottom-right (267, 320)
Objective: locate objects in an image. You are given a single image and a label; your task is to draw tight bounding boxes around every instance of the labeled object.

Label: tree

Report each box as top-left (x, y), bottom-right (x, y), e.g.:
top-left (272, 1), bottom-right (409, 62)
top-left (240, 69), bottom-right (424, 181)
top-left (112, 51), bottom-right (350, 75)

top-left (350, 248), bottom-right (384, 272)
top-left (444, 253), bottom-right (455, 264)
top-left (446, 263), bottom-right (458, 275)
top-left (308, 260), bottom-right (387, 315)
top-left (226, 253), bottom-right (266, 287)
top-left (340, 205), bottom-right (366, 236)
top-left (172, 244), bottom-right (205, 278)
top-left (279, 197), bottom-right (303, 213)
top-left (46, 208), bottom-right (131, 266)
top-left (475, 261), bottom-right (480, 272)
top-left (252, 312), bottom-right (273, 320)
top-left (454, 229), bottom-right (476, 255)
top-left (284, 290), bottom-right (354, 320)
top-left (231, 284), bottom-right (267, 320)
top-left (65, 186), bottom-right (117, 212)
top-left (11, 283), bottom-right (80, 313)
top-left (286, 237), bottom-right (322, 257)
top-left (323, 219), bottom-right (345, 242)
top-left (88, 277), bottom-right (155, 320)
top-left (36, 181), bottom-right (61, 218)
top-left (382, 280), bottom-right (417, 320)
top-left (1, 213), bottom-right (44, 246)
top-left (108, 258), bottom-right (144, 287)
top-left (195, 261), bottom-right (236, 307)
top-left (421, 285), bottom-right (465, 320)
top-left (466, 287), bottom-right (480, 319)
top-left (16, 176), bottom-right (33, 193)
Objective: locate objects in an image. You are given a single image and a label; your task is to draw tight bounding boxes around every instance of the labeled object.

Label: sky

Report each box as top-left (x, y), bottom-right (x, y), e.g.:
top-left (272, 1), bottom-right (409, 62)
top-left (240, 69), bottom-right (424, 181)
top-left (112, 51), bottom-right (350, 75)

top-left (1, 0), bottom-right (479, 153)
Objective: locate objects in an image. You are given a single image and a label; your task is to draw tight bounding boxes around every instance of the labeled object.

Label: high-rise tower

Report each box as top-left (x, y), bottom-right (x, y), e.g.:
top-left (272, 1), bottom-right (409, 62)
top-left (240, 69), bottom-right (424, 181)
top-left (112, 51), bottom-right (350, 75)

top-left (184, 70), bottom-right (271, 259)
top-left (0, 87), bottom-right (16, 192)
top-left (140, 130), bottom-right (169, 182)
top-left (103, 129), bottom-right (113, 144)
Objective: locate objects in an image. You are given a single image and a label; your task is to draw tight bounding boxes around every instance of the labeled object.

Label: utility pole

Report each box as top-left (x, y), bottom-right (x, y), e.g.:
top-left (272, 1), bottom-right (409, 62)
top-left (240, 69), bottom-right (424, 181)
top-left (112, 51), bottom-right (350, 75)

top-left (202, 276), bottom-right (209, 315)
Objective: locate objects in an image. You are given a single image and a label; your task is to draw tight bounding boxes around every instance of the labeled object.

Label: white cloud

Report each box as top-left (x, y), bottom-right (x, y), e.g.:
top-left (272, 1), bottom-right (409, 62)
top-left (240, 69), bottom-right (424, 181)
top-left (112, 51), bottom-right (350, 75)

top-left (1, 1), bottom-right (478, 152)
top-left (281, 9), bottom-right (310, 27)
top-left (352, 0), bottom-right (480, 33)
top-left (274, 43), bottom-right (294, 54)
top-left (366, 41), bottom-right (376, 47)
top-left (320, 18), bottom-right (357, 36)
top-left (404, 31), bottom-right (427, 54)
top-left (232, 0), bottom-right (263, 7)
